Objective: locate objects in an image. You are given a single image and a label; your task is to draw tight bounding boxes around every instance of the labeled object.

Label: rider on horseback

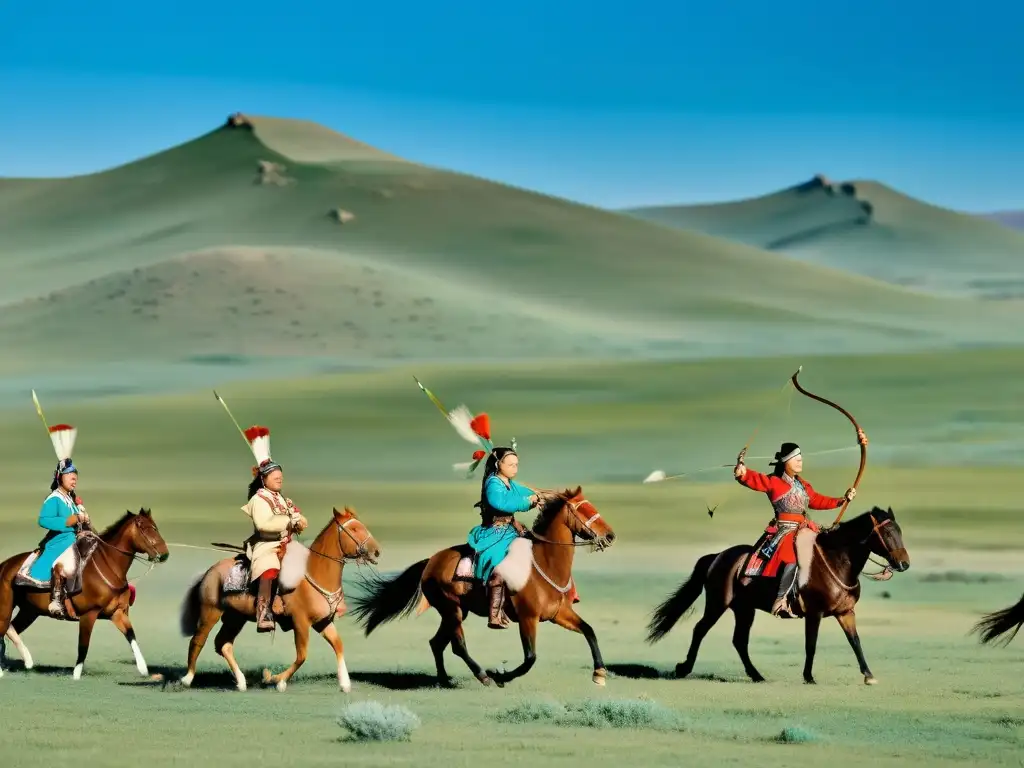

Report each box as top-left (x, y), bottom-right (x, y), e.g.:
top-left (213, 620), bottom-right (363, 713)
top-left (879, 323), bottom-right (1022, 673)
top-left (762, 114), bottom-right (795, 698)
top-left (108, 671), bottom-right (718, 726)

top-left (240, 426), bottom-right (308, 632)
top-left (734, 431), bottom-right (867, 617)
top-left (29, 424), bottom-right (90, 618)
top-left (470, 446), bottom-right (542, 629)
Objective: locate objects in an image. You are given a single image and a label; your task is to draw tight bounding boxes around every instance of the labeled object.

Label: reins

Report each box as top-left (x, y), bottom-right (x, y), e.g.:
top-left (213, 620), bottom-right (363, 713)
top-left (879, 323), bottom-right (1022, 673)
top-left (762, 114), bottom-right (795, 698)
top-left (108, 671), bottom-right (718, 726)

top-left (814, 514), bottom-right (898, 591)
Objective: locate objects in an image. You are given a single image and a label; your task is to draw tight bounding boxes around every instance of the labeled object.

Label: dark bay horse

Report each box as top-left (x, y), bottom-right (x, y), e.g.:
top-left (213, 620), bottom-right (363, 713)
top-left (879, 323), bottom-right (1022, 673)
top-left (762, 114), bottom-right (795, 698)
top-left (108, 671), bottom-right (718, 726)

top-left (973, 592), bottom-right (1024, 646)
top-left (178, 507), bottom-right (381, 692)
top-left (0, 509), bottom-right (169, 680)
top-left (349, 487), bottom-right (616, 688)
top-left (646, 506), bottom-right (910, 685)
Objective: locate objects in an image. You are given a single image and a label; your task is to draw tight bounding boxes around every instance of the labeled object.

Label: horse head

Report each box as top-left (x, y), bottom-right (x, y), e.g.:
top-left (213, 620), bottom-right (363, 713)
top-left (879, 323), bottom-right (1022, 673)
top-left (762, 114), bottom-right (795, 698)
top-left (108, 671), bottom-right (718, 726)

top-left (534, 487), bottom-right (616, 551)
top-left (325, 506), bottom-right (381, 565)
top-left (834, 506), bottom-right (909, 573)
top-left (102, 508), bottom-right (170, 563)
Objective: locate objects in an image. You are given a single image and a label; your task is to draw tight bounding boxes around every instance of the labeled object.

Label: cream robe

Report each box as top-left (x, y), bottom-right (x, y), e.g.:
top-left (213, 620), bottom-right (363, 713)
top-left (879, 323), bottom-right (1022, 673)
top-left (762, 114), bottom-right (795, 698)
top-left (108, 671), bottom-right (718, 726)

top-left (241, 489), bottom-right (298, 581)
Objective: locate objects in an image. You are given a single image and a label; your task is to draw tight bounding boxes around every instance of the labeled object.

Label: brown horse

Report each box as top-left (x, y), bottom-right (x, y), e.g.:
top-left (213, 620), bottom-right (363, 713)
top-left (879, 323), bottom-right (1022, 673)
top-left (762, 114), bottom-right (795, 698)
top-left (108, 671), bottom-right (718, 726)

top-left (349, 487), bottom-right (616, 688)
top-left (973, 592), bottom-right (1024, 646)
top-left (177, 506), bottom-right (381, 692)
top-left (646, 506), bottom-right (910, 685)
top-left (0, 508), bottom-right (169, 680)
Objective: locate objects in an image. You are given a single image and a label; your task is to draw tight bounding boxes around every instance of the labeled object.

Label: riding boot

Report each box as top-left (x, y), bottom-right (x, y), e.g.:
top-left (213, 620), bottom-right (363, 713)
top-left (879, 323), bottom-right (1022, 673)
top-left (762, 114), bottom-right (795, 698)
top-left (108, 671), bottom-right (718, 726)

top-left (772, 563), bottom-right (798, 617)
top-left (487, 577), bottom-right (509, 629)
top-left (256, 577), bottom-right (277, 632)
top-left (48, 571), bottom-right (66, 618)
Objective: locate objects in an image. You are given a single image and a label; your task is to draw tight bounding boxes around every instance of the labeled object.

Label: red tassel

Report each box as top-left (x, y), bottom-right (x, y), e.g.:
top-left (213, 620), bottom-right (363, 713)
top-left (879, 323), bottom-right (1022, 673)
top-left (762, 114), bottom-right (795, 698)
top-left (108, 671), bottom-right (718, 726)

top-left (128, 584), bottom-right (137, 606)
top-left (243, 425), bottom-right (270, 442)
top-left (472, 450), bottom-right (486, 461)
top-left (49, 423), bottom-right (74, 433)
top-left (470, 414), bottom-right (490, 440)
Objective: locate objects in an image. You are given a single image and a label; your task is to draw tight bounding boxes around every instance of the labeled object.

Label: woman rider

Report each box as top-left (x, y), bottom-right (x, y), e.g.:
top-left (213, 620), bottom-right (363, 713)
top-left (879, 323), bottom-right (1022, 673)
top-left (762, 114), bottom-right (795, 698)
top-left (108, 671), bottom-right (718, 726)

top-left (734, 429), bottom-right (867, 617)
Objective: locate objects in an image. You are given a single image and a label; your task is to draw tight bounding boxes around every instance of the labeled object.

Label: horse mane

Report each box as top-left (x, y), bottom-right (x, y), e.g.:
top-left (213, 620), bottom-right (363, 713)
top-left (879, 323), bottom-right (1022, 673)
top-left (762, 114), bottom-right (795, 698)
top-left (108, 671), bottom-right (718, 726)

top-left (818, 506), bottom-right (891, 546)
top-left (99, 510), bottom-right (138, 540)
top-left (531, 487), bottom-right (582, 534)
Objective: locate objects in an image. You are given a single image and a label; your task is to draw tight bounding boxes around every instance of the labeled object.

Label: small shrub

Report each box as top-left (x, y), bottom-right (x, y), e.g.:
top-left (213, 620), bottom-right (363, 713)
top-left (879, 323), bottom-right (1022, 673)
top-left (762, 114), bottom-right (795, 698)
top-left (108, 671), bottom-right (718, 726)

top-left (774, 726), bottom-right (818, 744)
top-left (336, 700), bottom-right (420, 742)
top-left (497, 697), bottom-right (685, 732)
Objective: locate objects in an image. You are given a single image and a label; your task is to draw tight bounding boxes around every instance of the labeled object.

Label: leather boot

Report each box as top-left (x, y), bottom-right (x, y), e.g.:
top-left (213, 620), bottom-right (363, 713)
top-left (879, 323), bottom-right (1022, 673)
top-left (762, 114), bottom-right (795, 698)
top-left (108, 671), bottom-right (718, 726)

top-left (256, 577), bottom-right (276, 632)
top-left (48, 570), bottom-right (66, 618)
top-left (772, 563), bottom-right (798, 617)
top-left (487, 579), bottom-right (508, 629)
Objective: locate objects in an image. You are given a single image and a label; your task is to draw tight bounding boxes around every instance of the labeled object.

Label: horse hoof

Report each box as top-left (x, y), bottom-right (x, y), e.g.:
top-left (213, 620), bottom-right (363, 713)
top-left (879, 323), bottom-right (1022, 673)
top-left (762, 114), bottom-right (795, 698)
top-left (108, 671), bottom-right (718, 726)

top-left (864, 676), bottom-right (878, 686)
top-left (592, 668), bottom-right (607, 686)
top-left (479, 675), bottom-right (492, 687)
top-left (339, 682), bottom-right (352, 694)
top-left (276, 680), bottom-right (287, 692)
top-left (674, 663), bottom-right (692, 679)
top-left (804, 677), bottom-right (816, 685)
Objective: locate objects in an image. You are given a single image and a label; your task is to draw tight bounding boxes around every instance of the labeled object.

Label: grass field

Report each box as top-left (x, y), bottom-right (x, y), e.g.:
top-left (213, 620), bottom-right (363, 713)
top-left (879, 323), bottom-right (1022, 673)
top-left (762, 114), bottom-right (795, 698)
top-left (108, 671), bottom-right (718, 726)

top-left (1, 351), bottom-right (1023, 767)
top-left (1, 114), bottom-right (1023, 766)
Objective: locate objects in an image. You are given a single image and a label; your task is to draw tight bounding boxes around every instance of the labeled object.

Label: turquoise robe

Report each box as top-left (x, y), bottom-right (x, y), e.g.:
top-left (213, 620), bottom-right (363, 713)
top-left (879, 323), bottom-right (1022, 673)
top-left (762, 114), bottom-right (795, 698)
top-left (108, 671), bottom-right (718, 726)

top-left (467, 475), bottom-right (534, 582)
top-left (28, 491), bottom-right (78, 581)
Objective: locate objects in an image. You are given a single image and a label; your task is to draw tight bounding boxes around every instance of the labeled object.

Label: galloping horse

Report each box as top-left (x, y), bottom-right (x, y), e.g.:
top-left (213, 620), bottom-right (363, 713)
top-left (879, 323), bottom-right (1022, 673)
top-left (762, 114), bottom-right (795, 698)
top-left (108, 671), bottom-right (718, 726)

top-left (350, 487), bottom-right (616, 688)
top-left (178, 506), bottom-right (381, 692)
top-left (973, 592), bottom-right (1024, 646)
top-left (0, 508), bottom-right (169, 680)
top-left (646, 506), bottom-right (910, 685)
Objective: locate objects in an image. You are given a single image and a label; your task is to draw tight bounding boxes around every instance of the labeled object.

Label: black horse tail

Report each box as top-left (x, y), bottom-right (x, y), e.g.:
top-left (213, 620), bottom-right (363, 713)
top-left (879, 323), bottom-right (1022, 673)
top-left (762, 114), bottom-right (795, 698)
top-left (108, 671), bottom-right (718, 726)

top-left (349, 559), bottom-right (429, 636)
top-left (179, 573), bottom-right (205, 637)
top-left (973, 591), bottom-right (1024, 646)
top-left (646, 552), bottom-right (718, 644)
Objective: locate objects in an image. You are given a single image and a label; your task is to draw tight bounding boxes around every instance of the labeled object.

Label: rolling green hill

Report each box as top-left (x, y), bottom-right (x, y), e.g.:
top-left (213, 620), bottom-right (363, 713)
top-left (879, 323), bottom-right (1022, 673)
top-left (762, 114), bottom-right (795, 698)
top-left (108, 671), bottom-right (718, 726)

top-left (623, 175), bottom-right (1024, 298)
top-left (0, 115), bottom-right (1020, 404)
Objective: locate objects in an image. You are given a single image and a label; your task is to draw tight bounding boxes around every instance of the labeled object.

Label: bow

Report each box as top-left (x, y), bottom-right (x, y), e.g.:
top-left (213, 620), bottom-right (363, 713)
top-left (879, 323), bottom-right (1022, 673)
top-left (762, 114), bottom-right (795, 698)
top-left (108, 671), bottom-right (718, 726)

top-left (789, 366), bottom-right (866, 526)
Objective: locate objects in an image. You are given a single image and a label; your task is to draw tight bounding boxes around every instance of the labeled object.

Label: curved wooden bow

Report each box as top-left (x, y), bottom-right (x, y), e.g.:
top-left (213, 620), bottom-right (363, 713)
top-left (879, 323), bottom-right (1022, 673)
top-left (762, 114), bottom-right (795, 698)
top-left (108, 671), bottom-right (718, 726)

top-left (790, 366), bottom-right (866, 526)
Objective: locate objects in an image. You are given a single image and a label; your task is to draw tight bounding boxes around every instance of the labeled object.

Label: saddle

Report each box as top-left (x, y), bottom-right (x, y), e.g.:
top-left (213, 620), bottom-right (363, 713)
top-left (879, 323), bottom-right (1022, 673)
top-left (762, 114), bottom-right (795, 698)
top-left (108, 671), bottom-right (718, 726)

top-left (14, 534), bottom-right (101, 593)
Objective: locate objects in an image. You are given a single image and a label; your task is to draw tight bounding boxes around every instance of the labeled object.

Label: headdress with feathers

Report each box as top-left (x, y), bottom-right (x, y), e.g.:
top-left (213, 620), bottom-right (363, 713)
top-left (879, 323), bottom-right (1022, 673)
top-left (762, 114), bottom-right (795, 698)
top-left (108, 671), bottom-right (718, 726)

top-left (244, 425), bottom-right (282, 477)
top-left (447, 405), bottom-right (517, 477)
top-left (48, 424), bottom-right (78, 480)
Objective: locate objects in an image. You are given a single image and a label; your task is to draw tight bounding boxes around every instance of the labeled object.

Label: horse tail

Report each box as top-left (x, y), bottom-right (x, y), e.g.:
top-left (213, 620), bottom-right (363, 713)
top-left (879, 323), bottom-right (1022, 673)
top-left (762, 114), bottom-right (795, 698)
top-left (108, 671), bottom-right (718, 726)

top-left (646, 552), bottom-right (718, 644)
top-left (348, 559), bottom-right (429, 636)
top-left (973, 591), bottom-right (1024, 646)
top-left (179, 572), bottom-right (206, 637)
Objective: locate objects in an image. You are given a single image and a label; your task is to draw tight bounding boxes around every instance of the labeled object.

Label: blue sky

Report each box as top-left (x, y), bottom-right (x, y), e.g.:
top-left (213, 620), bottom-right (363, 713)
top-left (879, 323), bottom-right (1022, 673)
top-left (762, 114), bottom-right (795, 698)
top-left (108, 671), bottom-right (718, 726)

top-left (1, 1), bottom-right (1021, 211)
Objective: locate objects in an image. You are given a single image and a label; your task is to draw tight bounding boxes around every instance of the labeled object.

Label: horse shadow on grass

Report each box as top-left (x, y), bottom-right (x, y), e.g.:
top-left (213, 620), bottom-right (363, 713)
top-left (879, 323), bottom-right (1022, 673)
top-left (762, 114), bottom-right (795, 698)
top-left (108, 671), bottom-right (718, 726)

top-left (605, 662), bottom-right (739, 683)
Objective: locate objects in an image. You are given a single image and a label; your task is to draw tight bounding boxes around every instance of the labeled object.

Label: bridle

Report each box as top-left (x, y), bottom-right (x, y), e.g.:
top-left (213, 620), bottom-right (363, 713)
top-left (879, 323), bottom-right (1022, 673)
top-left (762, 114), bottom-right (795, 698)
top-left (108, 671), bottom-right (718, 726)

top-left (814, 513), bottom-right (903, 591)
top-left (80, 515), bottom-right (167, 591)
top-left (528, 496), bottom-right (611, 550)
top-left (305, 514), bottom-right (377, 566)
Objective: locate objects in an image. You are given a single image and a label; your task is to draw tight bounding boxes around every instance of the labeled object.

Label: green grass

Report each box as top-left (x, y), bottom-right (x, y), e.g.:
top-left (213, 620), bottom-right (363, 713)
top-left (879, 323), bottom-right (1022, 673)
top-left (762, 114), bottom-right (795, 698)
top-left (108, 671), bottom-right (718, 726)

top-left (0, 351), bottom-right (1023, 767)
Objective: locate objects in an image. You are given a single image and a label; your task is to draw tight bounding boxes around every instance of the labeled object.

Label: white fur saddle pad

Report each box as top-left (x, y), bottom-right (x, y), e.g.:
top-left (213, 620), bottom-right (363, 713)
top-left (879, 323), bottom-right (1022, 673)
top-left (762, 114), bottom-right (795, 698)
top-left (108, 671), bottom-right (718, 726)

top-left (223, 540), bottom-right (310, 595)
top-left (456, 538), bottom-right (533, 593)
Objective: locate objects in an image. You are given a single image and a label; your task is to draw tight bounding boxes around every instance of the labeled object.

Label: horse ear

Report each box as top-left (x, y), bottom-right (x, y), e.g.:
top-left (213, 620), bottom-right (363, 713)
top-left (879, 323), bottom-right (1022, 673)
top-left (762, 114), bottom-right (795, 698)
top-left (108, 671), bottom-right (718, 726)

top-left (142, 508), bottom-right (152, 517)
top-left (572, 485), bottom-right (582, 498)
top-left (344, 505), bottom-right (358, 518)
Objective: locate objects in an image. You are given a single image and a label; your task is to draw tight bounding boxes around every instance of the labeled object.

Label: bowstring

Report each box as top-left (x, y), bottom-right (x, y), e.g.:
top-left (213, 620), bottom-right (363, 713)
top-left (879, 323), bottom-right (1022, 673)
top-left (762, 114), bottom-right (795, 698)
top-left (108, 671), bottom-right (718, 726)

top-left (704, 377), bottom-right (796, 517)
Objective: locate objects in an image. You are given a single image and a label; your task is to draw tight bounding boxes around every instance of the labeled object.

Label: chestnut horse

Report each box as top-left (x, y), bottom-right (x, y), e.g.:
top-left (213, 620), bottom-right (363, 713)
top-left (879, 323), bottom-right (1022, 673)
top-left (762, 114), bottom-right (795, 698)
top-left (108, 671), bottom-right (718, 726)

top-left (178, 506), bottom-right (381, 693)
top-left (0, 508), bottom-right (169, 680)
top-left (973, 592), bottom-right (1024, 646)
top-left (646, 506), bottom-right (910, 685)
top-left (350, 487), bottom-right (616, 688)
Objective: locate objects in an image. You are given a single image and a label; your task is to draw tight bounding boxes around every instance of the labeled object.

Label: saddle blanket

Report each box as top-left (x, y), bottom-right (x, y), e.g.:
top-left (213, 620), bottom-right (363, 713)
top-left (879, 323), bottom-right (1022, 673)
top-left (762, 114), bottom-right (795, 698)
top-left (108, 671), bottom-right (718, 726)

top-left (13, 536), bottom-right (100, 592)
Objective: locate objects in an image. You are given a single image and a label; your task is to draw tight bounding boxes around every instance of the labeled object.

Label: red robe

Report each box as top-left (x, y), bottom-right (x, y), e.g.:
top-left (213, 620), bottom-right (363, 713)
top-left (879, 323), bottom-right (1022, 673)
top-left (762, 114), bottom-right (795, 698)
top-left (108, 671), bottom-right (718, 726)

top-left (737, 469), bottom-right (844, 576)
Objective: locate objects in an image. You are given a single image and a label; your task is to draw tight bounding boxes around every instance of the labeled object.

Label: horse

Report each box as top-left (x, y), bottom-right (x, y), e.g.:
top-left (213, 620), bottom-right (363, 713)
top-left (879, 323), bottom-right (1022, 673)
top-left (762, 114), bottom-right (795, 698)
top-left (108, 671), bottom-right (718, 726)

top-left (349, 486), bottom-right (616, 688)
top-left (0, 508), bottom-right (169, 680)
top-left (973, 592), bottom-right (1024, 646)
top-left (646, 506), bottom-right (910, 685)
top-left (177, 506), bottom-right (381, 693)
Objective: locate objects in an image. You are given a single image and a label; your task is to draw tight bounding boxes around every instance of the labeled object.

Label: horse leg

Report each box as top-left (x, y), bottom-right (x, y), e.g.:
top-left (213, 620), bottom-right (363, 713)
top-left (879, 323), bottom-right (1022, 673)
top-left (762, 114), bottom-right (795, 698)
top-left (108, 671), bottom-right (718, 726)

top-left (836, 611), bottom-right (877, 685)
top-left (676, 598), bottom-right (728, 679)
top-left (488, 613), bottom-right (539, 687)
top-left (318, 622), bottom-right (351, 693)
top-left (551, 603), bottom-right (607, 686)
top-left (72, 610), bottom-right (100, 680)
top-left (263, 615), bottom-right (311, 692)
top-left (213, 611), bottom-right (248, 692)
top-left (730, 601), bottom-right (766, 682)
top-left (109, 607), bottom-right (149, 677)
top-left (428, 613), bottom-right (458, 687)
top-left (181, 603), bottom-right (223, 688)
top-left (802, 613), bottom-right (822, 684)
top-left (448, 615), bottom-right (492, 686)
top-left (9, 611), bottom-right (38, 670)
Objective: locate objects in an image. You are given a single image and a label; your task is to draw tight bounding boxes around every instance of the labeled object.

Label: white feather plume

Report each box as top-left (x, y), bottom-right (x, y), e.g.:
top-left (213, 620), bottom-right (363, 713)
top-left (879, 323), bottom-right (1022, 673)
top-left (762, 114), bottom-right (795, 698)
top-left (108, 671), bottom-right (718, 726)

top-left (643, 470), bottom-right (668, 484)
top-left (452, 461), bottom-right (473, 474)
top-left (447, 404), bottom-right (482, 446)
top-left (49, 426), bottom-right (77, 462)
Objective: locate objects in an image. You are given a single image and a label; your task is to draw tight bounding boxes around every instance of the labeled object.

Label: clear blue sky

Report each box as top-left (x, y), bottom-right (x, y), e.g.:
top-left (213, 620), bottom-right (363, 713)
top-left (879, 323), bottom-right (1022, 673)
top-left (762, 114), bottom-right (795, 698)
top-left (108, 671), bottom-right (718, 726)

top-left (1, 1), bottom-right (1021, 211)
